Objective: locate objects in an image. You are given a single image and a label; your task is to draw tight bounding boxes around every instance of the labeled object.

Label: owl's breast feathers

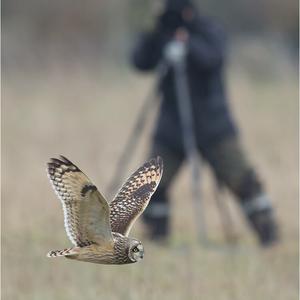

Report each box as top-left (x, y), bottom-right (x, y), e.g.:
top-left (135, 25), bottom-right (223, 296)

top-left (112, 232), bottom-right (135, 264)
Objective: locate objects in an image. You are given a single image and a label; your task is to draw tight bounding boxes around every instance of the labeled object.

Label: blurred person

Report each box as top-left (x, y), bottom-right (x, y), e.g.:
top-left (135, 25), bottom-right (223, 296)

top-left (130, 0), bottom-right (279, 247)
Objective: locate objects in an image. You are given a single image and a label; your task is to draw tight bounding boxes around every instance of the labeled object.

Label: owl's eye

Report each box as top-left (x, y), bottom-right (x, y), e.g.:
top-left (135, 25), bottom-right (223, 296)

top-left (132, 247), bottom-right (139, 253)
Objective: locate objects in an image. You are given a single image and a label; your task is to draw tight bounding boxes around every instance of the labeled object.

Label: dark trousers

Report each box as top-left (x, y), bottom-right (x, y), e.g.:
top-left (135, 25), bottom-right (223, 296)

top-left (144, 135), bottom-right (263, 220)
top-left (143, 135), bottom-right (278, 246)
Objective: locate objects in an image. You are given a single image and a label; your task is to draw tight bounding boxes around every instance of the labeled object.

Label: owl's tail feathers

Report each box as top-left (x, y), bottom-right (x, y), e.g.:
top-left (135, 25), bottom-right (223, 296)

top-left (47, 247), bottom-right (79, 258)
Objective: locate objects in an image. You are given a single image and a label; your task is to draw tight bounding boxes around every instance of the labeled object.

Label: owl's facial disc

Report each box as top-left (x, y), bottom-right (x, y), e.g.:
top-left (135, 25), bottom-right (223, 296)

top-left (128, 241), bottom-right (144, 262)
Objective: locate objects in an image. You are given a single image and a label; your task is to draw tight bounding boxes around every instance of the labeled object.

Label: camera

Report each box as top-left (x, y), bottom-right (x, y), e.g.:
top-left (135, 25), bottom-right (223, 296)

top-left (159, 10), bottom-right (185, 32)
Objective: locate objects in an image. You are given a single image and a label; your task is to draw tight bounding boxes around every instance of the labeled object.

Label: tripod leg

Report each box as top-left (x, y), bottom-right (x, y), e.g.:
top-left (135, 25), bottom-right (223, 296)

top-left (106, 88), bottom-right (157, 197)
top-left (213, 181), bottom-right (239, 245)
top-left (173, 60), bottom-right (208, 244)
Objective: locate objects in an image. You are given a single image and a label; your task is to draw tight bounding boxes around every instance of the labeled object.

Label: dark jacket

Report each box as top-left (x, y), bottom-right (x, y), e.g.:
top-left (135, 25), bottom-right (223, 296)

top-left (131, 15), bottom-right (237, 152)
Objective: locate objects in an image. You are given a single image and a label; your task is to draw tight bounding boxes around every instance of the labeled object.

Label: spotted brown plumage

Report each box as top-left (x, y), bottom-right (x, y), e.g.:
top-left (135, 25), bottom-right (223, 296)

top-left (46, 156), bottom-right (163, 265)
top-left (110, 157), bottom-right (163, 236)
top-left (47, 156), bottom-right (113, 247)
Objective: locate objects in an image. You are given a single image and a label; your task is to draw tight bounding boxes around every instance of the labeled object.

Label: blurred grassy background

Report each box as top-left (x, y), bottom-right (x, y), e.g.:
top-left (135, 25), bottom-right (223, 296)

top-left (2, 0), bottom-right (299, 299)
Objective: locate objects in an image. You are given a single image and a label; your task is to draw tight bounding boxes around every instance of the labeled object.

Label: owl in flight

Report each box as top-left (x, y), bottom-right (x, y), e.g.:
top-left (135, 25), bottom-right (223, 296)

top-left (46, 155), bottom-right (163, 265)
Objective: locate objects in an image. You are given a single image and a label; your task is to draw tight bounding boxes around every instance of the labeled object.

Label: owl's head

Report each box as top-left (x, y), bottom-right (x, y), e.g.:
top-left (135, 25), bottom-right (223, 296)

top-left (128, 239), bottom-right (144, 262)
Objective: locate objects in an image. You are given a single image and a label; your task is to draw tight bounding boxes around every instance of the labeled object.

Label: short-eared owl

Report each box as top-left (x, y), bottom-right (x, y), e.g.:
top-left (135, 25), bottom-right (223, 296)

top-left (46, 156), bottom-right (163, 265)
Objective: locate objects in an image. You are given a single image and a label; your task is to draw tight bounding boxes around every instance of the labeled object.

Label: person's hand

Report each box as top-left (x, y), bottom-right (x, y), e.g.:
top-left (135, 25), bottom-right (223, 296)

top-left (175, 28), bottom-right (189, 43)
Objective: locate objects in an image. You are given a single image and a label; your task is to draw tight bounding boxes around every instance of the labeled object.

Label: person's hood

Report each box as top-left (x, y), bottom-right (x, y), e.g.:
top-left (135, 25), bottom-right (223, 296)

top-left (164, 0), bottom-right (194, 13)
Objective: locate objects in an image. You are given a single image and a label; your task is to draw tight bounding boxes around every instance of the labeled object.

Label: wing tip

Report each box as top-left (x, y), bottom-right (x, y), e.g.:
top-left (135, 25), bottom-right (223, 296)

top-left (147, 156), bottom-right (163, 172)
top-left (47, 155), bottom-right (71, 166)
top-left (46, 155), bottom-right (80, 172)
top-left (58, 155), bottom-right (73, 165)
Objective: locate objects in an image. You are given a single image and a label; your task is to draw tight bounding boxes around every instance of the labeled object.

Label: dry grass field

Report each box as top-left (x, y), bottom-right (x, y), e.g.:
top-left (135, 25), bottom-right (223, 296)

top-left (2, 47), bottom-right (298, 299)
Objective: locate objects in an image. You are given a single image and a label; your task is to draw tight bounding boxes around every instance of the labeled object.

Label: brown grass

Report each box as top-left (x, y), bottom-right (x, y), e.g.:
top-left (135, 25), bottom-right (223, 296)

top-left (2, 54), bottom-right (298, 299)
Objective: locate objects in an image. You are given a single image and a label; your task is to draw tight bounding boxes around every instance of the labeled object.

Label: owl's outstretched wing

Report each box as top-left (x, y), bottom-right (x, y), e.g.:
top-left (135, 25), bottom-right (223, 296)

top-left (47, 156), bottom-right (113, 246)
top-left (109, 157), bottom-right (163, 236)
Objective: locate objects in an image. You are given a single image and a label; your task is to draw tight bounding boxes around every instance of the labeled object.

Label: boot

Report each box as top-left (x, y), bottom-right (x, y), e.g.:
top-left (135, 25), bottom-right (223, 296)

top-left (248, 208), bottom-right (279, 246)
top-left (243, 194), bottom-right (279, 247)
